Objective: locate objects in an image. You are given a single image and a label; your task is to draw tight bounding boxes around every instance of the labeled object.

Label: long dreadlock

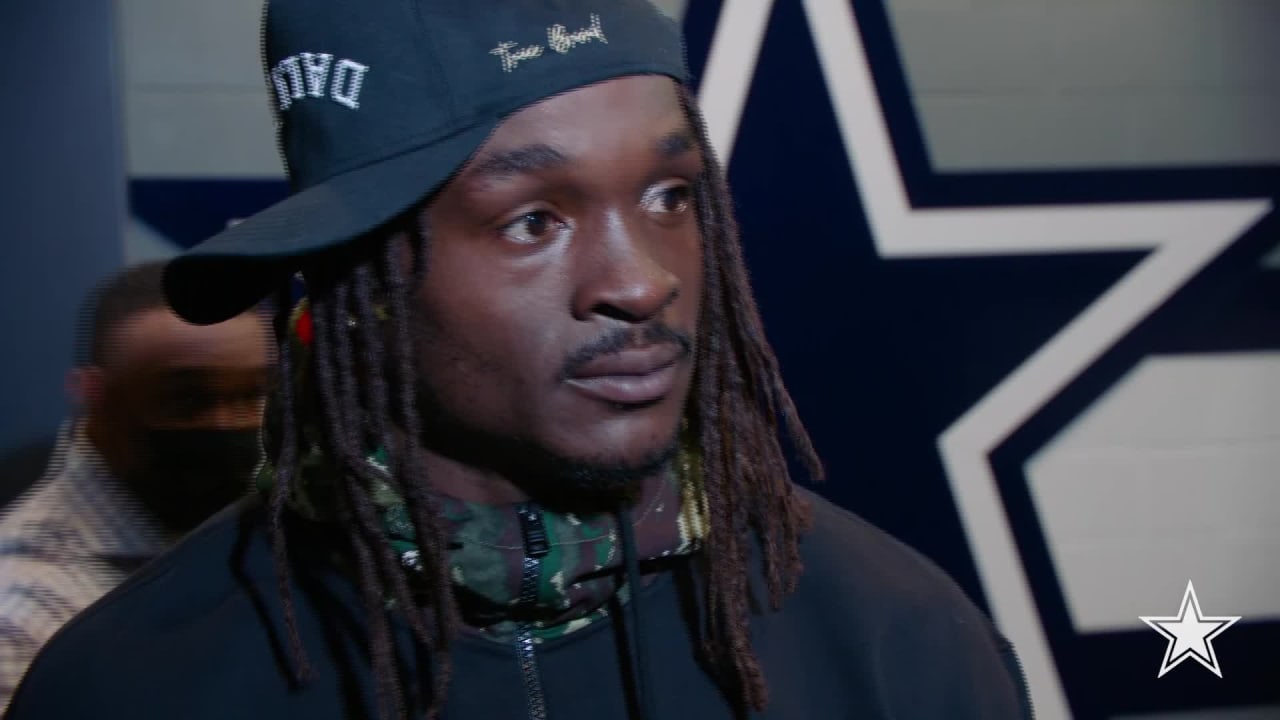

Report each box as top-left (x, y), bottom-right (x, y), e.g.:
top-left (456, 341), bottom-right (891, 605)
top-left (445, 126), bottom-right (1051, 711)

top-left (265, 87), bottom-right (823, 719)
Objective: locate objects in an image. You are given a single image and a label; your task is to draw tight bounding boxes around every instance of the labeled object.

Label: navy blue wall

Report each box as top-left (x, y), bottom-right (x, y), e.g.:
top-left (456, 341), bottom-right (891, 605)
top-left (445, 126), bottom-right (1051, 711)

top-left (0, 2), bottom-right (126, 456)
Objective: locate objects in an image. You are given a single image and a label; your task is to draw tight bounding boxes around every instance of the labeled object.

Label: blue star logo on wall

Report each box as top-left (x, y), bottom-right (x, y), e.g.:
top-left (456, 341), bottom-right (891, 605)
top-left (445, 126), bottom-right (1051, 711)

top-left (681, 0), bottom-right (1278, 718)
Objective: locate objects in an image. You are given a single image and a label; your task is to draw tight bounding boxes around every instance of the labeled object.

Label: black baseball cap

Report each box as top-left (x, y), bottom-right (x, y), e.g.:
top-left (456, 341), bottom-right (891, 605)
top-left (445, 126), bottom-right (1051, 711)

top-left (163, 0), bottom-right (688, 325)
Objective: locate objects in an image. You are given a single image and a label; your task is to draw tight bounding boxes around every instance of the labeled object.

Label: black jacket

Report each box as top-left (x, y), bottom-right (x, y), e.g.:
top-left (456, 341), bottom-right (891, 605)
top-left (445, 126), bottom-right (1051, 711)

top-left (5, 488), bottom-right (1032, 719)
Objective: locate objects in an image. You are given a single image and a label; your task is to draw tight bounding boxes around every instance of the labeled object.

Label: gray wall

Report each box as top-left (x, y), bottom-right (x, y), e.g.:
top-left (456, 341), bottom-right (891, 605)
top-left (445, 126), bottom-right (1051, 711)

top-left (0, 3), bottom-right (127, 455)
top-left (886, 0), bottom-right (1280, 169)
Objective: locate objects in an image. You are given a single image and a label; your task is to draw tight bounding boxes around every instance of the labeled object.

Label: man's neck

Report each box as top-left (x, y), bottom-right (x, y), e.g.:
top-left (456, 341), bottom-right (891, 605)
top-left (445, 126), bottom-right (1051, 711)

top-left (421, 448), bottom-right (530, 505)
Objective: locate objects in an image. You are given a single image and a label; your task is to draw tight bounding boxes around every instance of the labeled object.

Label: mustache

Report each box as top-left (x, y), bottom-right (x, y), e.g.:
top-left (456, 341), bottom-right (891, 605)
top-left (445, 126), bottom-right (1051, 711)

top-left (560, 324), bottom-right (694, 380)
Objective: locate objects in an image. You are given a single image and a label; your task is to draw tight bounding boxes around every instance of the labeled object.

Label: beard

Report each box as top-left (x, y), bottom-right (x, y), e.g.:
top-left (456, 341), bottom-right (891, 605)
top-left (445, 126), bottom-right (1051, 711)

top-left (509, 435), bottom-right (680, 511)
top-left (414, 396), bottom-right (681, 512)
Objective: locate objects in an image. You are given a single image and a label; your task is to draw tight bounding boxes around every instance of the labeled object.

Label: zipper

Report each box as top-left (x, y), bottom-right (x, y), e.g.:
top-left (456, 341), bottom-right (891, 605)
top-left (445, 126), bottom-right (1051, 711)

top-left (516, 505), bottom-right (550, 720)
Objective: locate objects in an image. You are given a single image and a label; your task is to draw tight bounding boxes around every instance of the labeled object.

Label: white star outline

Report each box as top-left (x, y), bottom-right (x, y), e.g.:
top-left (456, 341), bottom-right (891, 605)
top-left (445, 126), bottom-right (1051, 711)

top-left (695, 1), bottom-right (1273, 718)
top-left (1140, 580), bottom-right (1241, 679)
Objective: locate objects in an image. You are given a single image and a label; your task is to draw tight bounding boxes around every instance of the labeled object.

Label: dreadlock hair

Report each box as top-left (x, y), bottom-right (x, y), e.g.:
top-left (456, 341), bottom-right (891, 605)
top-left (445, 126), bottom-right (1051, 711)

top-left (265, 85), bottom-right (823, 719)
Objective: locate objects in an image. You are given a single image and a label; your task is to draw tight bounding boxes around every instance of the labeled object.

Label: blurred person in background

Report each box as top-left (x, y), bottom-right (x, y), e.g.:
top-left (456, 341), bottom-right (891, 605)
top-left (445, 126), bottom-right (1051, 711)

top-left (0, 260), bottom-right (270, 711)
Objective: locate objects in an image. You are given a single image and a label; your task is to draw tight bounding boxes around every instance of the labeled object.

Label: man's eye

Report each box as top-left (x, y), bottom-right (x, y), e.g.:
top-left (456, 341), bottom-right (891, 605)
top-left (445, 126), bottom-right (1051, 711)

top-left (641, 184), bottom-right (692, 216)
top-left (501, 210), bottom-right (563, 245)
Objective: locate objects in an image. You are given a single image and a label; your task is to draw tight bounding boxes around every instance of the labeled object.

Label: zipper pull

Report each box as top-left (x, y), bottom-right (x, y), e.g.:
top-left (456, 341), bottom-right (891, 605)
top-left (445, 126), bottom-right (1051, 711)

top-left (517, 505), bottom-right (550, 559)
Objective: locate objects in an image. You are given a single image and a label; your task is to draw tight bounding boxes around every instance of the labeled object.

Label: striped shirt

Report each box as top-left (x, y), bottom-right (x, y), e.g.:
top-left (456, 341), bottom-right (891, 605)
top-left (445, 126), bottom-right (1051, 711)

top-left (0, 422), bottom-right (169, 712)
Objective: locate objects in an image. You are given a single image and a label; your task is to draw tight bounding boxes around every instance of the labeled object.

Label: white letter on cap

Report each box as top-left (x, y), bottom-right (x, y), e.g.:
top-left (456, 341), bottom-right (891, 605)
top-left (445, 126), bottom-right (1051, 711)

top-left (490, 41), bottom-right (544, 73)
top-left (548, 13), bottom-right (607, 54)
top-left (330, 59), bottom-right (370, 110)
top-left (270, 55), bottom-right (305, 111)
top-left (300, 52), bottom-right (334, 98)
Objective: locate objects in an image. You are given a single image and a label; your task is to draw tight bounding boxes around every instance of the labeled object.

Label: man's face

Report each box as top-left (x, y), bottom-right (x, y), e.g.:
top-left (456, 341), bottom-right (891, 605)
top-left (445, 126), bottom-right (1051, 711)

top-left (94, 308), bottom-right (271, 530)
top-left (413, 75), bottom-right (704, 500)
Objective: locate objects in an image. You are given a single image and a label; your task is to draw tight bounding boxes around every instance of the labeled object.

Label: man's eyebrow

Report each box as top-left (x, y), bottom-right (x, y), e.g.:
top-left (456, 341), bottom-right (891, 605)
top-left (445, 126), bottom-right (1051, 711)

top-left (467, 130), bottom-right (697, 181)
top-left (469, 143), bottom-right (570, 179)
top-left (655, 129), bottom-right (697, 159)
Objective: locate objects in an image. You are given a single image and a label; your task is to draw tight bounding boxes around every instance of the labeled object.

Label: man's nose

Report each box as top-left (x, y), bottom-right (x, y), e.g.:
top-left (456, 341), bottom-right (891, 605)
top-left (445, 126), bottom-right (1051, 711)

top-left (571, 211), bottom-right (680, 323)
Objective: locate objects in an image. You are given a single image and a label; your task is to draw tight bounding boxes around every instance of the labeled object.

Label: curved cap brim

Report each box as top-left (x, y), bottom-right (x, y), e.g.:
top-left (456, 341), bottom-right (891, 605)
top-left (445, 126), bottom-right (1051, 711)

top-left (163, 121), bottom-right (498, 325)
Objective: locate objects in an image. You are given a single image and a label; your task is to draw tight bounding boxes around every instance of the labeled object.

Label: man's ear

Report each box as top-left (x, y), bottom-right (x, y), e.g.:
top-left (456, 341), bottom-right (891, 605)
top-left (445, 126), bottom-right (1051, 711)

top-left (66, 366), bottom-right (105, 412)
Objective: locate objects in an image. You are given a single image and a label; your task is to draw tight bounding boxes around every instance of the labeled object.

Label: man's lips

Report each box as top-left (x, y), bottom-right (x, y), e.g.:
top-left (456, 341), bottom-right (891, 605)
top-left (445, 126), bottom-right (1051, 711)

top-left (565, 344), bottom-right (683, 405)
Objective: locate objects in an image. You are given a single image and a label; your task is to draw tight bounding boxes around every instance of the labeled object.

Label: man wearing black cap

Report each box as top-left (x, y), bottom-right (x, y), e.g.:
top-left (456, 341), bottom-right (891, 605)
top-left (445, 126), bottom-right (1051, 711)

top-left (5, 2), bottom-right (1033, 719)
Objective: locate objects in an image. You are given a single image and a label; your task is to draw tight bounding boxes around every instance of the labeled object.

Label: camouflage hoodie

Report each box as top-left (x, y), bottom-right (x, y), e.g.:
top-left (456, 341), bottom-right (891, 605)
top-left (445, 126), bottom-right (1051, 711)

top-left (258, 298), bottom-right (709, 644)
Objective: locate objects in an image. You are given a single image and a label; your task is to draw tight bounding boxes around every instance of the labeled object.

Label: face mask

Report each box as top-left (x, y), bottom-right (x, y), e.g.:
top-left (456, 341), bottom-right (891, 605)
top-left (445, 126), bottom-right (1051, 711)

top-left (127, 428), bottom-right (263, 533)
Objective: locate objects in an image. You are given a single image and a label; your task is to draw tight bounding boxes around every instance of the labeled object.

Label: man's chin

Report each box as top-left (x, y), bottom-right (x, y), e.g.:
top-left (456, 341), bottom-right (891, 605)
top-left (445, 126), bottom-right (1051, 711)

top-left (523, 439), bottom-right (679, 511)
top-left (416, 400), bottom-right (682, 510)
